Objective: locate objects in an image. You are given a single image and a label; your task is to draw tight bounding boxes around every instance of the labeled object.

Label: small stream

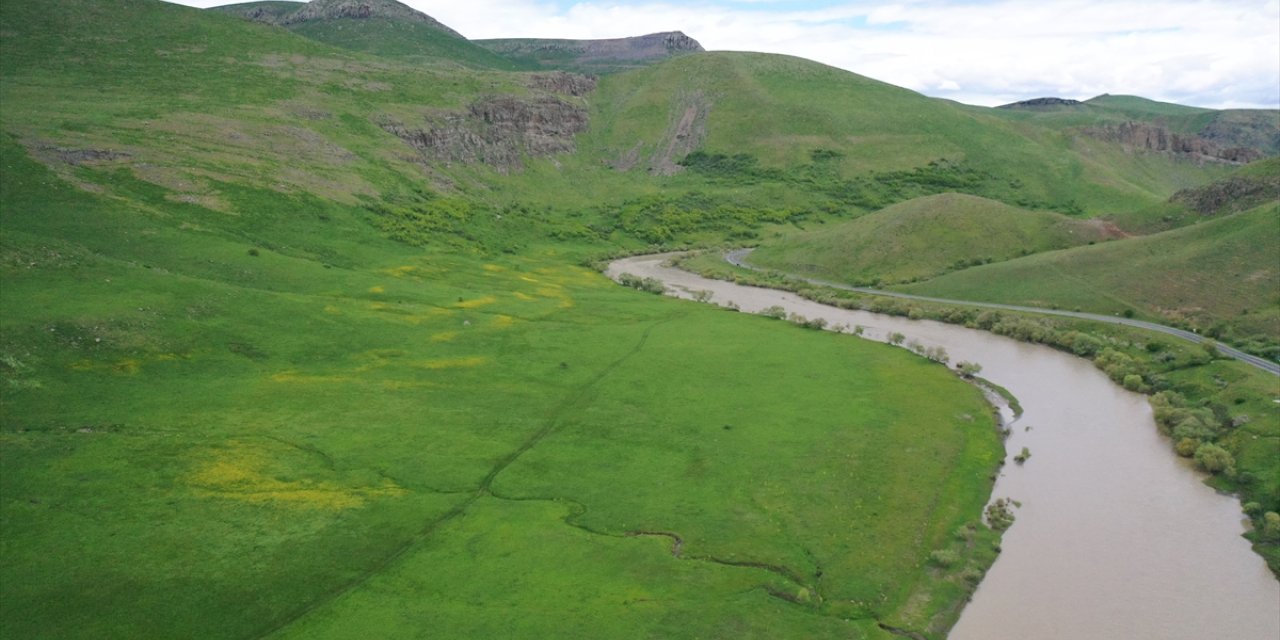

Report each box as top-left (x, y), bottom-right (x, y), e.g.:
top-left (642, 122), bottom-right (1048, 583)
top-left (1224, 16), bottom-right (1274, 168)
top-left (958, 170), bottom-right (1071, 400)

top-left (607, 254), bottom-right (1280, 640)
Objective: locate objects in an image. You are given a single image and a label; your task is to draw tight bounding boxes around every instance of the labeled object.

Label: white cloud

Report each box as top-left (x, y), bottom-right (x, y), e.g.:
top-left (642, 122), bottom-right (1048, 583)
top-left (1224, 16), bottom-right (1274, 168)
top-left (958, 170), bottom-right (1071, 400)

top-left (166, 0), bottom-right (1280, 108)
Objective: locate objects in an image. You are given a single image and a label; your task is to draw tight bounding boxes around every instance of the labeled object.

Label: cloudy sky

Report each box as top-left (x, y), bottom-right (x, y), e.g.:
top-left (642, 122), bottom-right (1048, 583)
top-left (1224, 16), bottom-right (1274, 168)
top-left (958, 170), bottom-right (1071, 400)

top-left (173, 0), bottom-right (1279, 109)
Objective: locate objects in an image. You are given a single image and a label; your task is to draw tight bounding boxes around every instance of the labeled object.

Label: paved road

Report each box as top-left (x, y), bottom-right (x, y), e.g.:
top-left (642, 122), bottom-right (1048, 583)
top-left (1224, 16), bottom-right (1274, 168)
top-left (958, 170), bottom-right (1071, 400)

top-left (724, 248), bottom-right (1280, 376)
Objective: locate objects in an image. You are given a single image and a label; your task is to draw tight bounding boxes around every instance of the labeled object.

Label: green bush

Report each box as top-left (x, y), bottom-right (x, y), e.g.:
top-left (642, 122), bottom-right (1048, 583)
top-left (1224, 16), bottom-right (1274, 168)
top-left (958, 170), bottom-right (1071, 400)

top-left (1194, 442), bottom-right (1234, 474)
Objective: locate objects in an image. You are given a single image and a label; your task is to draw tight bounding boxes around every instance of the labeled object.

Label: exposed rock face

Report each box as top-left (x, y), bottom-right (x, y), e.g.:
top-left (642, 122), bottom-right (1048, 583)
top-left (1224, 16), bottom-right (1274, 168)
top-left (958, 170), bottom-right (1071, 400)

top-left (216, 0), bottom-right (464, 37)
top-left (1199, 111), bottom-right (1280, 157)
top-left (1170, 174), bottom-right (1280, 216)
top-left (997, 97), bottom-right (1082, 109)
top-left (381, 93), bottom-right (590, 173)
top-left (1082, 121), bottom-right (1262, 164)
top-left (528, 72), bottom-right (597, 97)
top-left (646, 92), bottom-right (709, 176)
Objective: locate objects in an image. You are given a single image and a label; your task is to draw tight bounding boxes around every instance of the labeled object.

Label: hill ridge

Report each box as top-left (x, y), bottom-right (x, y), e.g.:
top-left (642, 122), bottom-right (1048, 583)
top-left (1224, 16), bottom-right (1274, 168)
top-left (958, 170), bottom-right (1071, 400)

top-left (215, 0), bottom-right (464, 38)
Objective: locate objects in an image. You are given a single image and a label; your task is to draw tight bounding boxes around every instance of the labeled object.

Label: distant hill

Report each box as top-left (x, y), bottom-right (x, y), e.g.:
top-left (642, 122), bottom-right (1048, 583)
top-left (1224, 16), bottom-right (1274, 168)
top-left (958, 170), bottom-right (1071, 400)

top-left (993, 93), bottom-right (1280, 162)
top-left (475, 32), bottom-right (704, 74)
top-left (899, 202), bottom-right (1279, 339)
top-left (749, 193), bottom-right (1116, 286)
top-left (212, 0), bottom-right (522, 69)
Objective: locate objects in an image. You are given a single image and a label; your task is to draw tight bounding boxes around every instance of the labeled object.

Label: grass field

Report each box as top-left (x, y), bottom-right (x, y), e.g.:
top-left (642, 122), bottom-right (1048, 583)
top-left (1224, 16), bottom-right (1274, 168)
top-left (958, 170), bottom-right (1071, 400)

top-left (0, 55), bottom-right (1001, 640)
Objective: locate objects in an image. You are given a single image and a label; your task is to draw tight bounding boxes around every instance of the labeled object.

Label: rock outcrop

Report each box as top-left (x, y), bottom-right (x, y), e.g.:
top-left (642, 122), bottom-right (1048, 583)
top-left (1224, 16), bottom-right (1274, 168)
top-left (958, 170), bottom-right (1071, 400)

top-left (997, 97), bottom-right (1083, 109)
top-left (380, 85), bottom-right (593, 173)
top-left (1082, 122), bottom-right (1262, 164)
top-left (1170, 173), bottom-right (1280, 216)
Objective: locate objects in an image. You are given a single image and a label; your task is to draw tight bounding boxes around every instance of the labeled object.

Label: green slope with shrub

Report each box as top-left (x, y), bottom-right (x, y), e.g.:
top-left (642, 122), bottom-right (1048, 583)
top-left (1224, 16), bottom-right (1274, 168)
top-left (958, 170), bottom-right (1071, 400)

top-left (749, 193), bottom-right (1115, 286)
top-left (898, 203), bottom-right (1280, 347)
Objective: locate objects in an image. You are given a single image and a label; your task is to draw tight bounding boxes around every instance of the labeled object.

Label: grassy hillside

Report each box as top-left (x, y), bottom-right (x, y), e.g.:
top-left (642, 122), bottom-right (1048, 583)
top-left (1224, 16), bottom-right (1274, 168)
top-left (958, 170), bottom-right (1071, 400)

top-left (0, 1), bottom-right (1009, 638)
top-left (1107, 157), bottom-right (1280, 233)
top-left (750, 193), bottom-right (1116, 286)
top-left (289, 18), bottom-right (524, 69)
top-left (536, 52), bottom-right (1227, 221)
top-left (475, 32), bottom-right (703, 75)
top-left (899, 203), bottom-right (1280, 342)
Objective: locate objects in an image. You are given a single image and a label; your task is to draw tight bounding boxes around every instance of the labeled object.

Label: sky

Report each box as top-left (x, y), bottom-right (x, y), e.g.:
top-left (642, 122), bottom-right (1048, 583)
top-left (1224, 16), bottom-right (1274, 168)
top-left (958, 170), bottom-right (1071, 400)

top-left (171, 0), bottom-right (1280, 109)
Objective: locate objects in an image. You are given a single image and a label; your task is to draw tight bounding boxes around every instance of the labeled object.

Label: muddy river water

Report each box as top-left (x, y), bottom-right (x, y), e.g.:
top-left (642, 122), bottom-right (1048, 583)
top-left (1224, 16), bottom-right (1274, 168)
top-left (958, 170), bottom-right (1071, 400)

top-left (607, 254), bottom-right (1280, 640)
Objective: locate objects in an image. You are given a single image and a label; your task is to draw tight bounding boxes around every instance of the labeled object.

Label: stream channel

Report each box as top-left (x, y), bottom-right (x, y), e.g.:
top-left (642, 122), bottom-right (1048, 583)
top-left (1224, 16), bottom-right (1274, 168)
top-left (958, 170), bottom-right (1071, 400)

top-left (607, 253), bottom-right (1280, 640)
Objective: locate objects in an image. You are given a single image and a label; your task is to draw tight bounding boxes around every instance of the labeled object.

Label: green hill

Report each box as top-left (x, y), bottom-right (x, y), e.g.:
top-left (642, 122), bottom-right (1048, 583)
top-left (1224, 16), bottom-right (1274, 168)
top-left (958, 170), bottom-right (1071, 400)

top-left (1107, 157), bottom-right (1280, 233)
top-left (899, 203), bottom-right (1280, 340)
top-left (476, 31), bottom-right (704, 74)
top-left (750, 193), bottom-right (1116, 285)
top-left (213, 0), bottom-right (524, 69)
top-left (563, 53), bottom-right (1231, 215)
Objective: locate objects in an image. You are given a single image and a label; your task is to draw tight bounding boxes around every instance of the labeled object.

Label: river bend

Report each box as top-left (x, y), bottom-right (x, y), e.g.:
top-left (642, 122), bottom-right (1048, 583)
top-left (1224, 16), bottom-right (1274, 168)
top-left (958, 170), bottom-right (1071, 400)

top-left (607, 254), bottom-right (1280, 640)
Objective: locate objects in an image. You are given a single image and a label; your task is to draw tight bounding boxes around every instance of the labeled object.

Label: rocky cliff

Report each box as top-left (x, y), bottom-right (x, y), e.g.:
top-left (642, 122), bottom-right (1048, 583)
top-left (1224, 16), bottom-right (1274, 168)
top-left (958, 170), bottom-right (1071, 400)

top-left (997, 97), bottom-right (1083, 109)
top-left (1082, 121), bottom-right (1262, 164)
top-left (379, 75), bottom-right (596, 173)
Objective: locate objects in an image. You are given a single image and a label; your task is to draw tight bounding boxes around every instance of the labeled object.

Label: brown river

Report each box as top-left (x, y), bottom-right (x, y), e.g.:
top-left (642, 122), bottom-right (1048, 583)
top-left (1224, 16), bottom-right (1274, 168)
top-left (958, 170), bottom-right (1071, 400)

top-left (608, 254), bottom-right (1280, 640)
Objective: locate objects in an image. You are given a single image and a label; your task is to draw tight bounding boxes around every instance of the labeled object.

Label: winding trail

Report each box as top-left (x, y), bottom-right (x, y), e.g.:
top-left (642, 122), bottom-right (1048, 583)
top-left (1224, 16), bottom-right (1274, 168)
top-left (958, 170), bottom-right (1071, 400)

top-left (726, 248), bottom-right (1280, 375)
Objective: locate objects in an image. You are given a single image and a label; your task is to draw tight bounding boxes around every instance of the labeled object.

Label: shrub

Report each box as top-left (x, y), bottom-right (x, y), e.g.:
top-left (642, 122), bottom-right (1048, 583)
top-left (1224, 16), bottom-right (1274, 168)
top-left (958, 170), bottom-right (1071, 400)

top-left (1175, 437), bottom-right (1200, 457)
top-left (1013, 447), bottom-right (1031, 464)
top-left (617, 273), bottom-right (666, 294)
top-left (956, 361), bottom-right (982, 378)
top-left (888, 332), bottom-right (906, 345)
top-left (1263, 512), bottom-right (1280, 541)
top-left (1193, 442), bottom-right (1234, 474)
top-left (759, 305), bottom-right (788, 320)
top-left (928, 549), bottom-right (959, 568)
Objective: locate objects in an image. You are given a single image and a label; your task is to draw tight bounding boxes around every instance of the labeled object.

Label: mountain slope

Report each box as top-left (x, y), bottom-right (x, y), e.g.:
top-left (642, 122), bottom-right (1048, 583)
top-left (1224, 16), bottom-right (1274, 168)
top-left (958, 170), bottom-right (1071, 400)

top-left (994, 93), bottom-right (1280, 160)
top-left (475, 31), bottom-right (704, 74)
top-left (547, 52), bottom-right (1230, 216)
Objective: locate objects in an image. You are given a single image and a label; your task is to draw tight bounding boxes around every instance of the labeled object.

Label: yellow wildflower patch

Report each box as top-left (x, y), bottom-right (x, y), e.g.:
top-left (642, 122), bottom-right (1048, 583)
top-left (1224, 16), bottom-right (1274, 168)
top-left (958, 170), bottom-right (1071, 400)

top-left (513, 291), bottom-right (536, 301)
top-left (491, 314), bottom-right (516, 329)
top-left (384, 265), bottom-right (418, 277)
top-left (455, 295), bottom-right (496, 309)
top-left (187, 440), bottom-right (404, 510)
top-left (430, 331), bottom-right (458, 343)
top-left (369, 285), bottom-right (385, 294)
top-left (270, 370), bottom-right (354, 384)
top-left (415, 356), bottom-right (488, 370)
top-left (69, 358), bottom-right (142, 375)
top-left (482, 263), bottom-right (505, 273)
top-left (323, 305), bottom-right (342, 315)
